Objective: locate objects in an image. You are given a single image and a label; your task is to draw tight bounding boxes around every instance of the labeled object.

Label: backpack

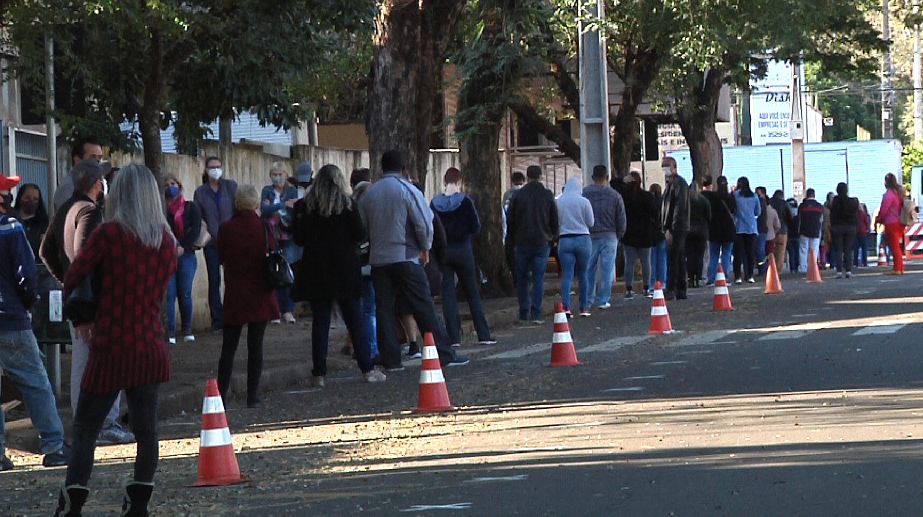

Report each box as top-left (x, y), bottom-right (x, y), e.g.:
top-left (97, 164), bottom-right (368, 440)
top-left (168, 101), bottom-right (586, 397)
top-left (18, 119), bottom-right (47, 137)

top-left (900, 198), bottom-right (915, 226)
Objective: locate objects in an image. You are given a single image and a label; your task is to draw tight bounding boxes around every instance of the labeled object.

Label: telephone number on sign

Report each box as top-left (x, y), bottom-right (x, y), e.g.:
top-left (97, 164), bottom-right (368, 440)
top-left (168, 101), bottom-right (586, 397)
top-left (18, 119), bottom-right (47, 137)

top-left (765, 132), bottom-right (787, 138)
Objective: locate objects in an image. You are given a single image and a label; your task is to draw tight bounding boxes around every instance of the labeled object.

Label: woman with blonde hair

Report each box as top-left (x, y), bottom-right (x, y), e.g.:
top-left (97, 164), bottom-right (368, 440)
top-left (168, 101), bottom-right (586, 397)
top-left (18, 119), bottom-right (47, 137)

top-left (293, 164), bottom-right (385, 385)
top-left (216, 184), bottom-right (280, 407)
top-left (57, 164), bottom-right (177, 516)
top-left (261, 162), bottom-right (300, 323)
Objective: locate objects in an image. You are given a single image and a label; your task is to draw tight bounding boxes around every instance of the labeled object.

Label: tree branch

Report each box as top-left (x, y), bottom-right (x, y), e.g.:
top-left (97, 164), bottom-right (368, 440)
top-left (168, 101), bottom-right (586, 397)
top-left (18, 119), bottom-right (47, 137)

top-left (509, 100), bottom-right (581, 167)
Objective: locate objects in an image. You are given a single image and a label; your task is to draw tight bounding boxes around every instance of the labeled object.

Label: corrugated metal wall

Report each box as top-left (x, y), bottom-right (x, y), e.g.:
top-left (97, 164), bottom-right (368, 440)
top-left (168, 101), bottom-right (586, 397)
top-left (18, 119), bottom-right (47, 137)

top-left (669, 140), bottom-right (901, 215)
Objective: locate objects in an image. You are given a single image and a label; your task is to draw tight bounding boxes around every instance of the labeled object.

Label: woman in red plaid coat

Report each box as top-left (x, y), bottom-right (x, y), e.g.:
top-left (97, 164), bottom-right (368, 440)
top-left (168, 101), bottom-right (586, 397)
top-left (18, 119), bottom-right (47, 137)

top-left (56, 164), bottom-right (177, 517)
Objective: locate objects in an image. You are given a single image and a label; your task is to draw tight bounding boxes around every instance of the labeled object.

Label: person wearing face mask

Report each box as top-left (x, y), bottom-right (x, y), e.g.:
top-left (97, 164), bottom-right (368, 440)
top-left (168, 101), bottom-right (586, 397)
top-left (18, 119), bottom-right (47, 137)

top-left (193, 156), bottom-right (238, 330)
top-left (261, 162), bottom-right (300, 324)
top-left (164, 174), bottom-right (202, 344)
top-left (53, 137), bottom-right (104, 211)
top-left (40, 160), bottom-right (137, 446)
top-left (12, 183), bottom-right (49, 258)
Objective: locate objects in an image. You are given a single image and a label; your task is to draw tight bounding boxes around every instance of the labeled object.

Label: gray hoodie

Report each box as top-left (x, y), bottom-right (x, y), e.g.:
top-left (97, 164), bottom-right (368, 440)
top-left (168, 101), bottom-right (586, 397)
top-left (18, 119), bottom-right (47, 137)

top-left (556, 178), bottom-right (595, 236)
top-left (358, 172), bottom-right (433, 266)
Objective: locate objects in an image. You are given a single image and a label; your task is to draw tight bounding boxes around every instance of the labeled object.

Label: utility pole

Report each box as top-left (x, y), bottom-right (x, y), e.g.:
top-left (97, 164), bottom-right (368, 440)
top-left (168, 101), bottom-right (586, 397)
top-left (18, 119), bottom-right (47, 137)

top-left (791, 61), bottom-right (806, 203)
top-left (578, 0), bottom-right (611, 183)
top-left (44, 33), bottom-right (57, 218)
top-left (915, 0), bottom-right (922, 139)
top-left (882, 0), bottom-right (894, 139)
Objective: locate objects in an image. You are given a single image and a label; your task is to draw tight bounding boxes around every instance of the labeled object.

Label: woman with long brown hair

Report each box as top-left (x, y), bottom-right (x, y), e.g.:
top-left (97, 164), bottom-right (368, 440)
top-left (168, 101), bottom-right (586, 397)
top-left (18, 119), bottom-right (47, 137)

top-left (875, 172), bottom-right (906, 274)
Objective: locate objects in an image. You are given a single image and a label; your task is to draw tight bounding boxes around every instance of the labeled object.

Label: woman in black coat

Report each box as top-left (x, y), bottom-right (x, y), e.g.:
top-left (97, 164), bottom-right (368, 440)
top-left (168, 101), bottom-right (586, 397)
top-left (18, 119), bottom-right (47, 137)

top-left (292, 164), bottom-right (386, 385)
top-left (702, 176), bottom-right (737, 284)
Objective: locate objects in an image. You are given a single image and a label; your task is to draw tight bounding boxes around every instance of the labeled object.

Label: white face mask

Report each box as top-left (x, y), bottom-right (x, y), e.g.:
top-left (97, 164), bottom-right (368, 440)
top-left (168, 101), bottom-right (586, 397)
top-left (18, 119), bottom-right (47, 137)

top-left (102, 178), bottom-right (108, 196)
top-left (207, 167), bottom-right (223, 181)
top-left (662, 167), bottom-right (672, 178)
top-left (271, 175), bottom-right (286, 187)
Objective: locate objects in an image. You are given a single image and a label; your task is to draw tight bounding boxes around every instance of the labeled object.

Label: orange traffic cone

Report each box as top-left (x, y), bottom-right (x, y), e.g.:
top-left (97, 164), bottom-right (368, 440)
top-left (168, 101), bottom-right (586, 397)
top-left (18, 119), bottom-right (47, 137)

top-left (806, 247), bottom-right (823, 283)
top-left (550, 302), bottom-right (580, 366)
top-left (764, 254), bottom-right (784, 294)
top-left (877, 246), bottom-right (888, 267)
top-left (649, 281), bottom-right (676, 334)
top-left (712, 266), bottom-right (733, 311)
top-left (413, 333), bottom-right (454, 413)
top-left (190, 379), bottom-right (246, 487)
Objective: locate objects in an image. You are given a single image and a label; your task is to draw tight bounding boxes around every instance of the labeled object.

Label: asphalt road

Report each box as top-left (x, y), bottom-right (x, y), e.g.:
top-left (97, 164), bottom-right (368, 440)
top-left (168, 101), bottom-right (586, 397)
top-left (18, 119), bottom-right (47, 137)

top-left (4, 266), bottom-right (923, 516)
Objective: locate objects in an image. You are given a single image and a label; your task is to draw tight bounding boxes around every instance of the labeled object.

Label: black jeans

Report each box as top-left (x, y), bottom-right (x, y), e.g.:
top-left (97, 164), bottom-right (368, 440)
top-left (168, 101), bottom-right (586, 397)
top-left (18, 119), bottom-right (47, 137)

top-left (831, 226), bottom-right (856, 273)
top-left (666, 230), bottom-right (688, 295)
top-left (66, 383), bottom-right (160, 486)
top-left (309, 297), bottom-right (373, 376)
top-left (734, 233), bottom-right (757, 281)
top-left (442, 246), bottom-right (492, 344)
top-left (217, 322), bottom-right (268, 405)
top-left (685, 225), bottom-right (708, 284)
top-left (372, 261), bottom-right (457, 368)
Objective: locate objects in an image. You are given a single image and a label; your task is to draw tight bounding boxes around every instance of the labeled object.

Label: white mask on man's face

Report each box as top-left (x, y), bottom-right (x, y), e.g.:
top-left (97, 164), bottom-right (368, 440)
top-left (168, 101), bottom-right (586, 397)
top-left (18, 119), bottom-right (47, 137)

top-left (662, 167), bottom-right (672, 179)
top-left (208, 167), bottom-right (223, 180)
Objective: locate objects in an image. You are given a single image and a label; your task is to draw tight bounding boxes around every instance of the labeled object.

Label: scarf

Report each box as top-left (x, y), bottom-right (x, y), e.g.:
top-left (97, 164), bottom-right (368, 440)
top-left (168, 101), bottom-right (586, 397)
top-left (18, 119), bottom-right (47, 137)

top-left (168, 195), bottom-right (186, 241)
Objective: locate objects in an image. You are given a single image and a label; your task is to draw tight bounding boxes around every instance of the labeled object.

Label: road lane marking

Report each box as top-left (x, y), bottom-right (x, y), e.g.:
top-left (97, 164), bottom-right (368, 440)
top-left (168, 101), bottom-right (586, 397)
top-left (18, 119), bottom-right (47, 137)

top-left (483, 343), bottom-right (547, 360)
top-left (465, 475), bottom-right (528, 483)
top-left (402, 503), bottom-right (473, 511)
top-left (649, 360), bottom-right (687, 366)
top-left (677, 350), bottom-right (715, 355)
top-left (602, 387), bottom-right (645, 392)
top-left (852, 324), bottom-right (907, 335)
top-left (623, 375), bottom-right (665, 380)
top-left (758, 330), bottom-right (813, 340)
top-left (665, 330), bottom-right (730, 348)
top-left (580, 335), bottom-right (650, 353)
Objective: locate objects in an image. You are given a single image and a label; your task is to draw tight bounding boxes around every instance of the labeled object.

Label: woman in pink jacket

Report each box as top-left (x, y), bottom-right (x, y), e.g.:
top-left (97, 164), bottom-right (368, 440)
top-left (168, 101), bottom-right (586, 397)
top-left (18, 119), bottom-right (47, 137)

top-left (875, 172), bottom-right (906, 274)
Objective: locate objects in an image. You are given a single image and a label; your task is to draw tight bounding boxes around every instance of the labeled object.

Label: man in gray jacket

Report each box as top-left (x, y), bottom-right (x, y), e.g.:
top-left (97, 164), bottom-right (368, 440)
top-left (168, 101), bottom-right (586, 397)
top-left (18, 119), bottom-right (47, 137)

top-left (359, 150), bottom-right (467, 371)
top-left (583, 165), bottom-right (626, 309)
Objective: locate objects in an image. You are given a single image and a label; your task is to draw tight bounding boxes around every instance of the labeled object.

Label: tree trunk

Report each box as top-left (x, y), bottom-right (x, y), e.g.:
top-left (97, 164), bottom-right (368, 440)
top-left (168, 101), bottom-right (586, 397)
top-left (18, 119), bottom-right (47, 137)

top-left (366, 0), bottom-right (464, 183)
top-left (509, 100), bottom-right (581, 166)
top-left (610, 50), bottom-right (663, 180)
top-left (459, 104), bottom-right (513, 298)
top-left (139, 25), bottom-right (166, 182)
top-left (675, 68), bottom-right (726, 185)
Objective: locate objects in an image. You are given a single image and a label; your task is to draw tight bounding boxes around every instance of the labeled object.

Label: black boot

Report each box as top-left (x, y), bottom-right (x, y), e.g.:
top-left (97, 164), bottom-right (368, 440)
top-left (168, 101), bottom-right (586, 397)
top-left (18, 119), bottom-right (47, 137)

top-left (54, 485), bottom-right (89, 517)
top-left (121, 481), bottom-right (154, 517)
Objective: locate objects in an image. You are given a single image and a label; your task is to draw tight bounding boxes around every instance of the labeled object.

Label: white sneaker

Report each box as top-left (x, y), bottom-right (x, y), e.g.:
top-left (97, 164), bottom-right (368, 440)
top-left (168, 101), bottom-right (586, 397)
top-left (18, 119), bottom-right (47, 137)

top-left (183, 334), bottom-right (195, 342)
top-left (97, 425), bottom-right (135, 445)
top-left (598, 302), bottom-right (611, 310)
top-left (364, 370), bottom-right (387, 383)
top-left (168, 337), bottom-right (176, 345)
top-left (282, 312), bottom-right (296, 324)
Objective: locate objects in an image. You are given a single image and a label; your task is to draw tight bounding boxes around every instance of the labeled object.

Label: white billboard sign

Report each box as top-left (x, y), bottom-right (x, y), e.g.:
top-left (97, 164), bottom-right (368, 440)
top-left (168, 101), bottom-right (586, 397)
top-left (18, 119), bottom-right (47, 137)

top-left (750, 60), bottom-right (808, 146)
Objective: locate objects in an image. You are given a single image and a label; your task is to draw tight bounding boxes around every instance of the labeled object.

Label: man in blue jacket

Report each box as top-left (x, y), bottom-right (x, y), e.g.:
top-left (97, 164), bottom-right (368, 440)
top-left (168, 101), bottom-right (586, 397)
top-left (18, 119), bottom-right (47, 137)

top-left (583, 165), bottom-right (626, 309)
top-left (0, 174), bottom-right (68, 471)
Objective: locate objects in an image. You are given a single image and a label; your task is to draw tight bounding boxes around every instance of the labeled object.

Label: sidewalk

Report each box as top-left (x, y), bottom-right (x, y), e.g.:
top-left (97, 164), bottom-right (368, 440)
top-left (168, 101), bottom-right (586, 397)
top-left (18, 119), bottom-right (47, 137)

top-left (35, 278), bottom-right (569, 427)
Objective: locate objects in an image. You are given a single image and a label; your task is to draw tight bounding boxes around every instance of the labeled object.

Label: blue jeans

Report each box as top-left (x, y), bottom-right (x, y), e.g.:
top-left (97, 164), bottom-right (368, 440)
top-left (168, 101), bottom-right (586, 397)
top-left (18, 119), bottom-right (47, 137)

top-left (651, 240), bottom-right (668, 288)
top-left (362, 277), bottom-right (378, 359)
top-left (788, 236), bottom-right (801, 272)
top-left (853, 234), bottom-right (869, 266)
top-left (756, 233), bottom-right (767, 274)
top-left (310, 297), bottom-right (373, 377)
top-left (587, 234), bottom-right (618, 305)
top-left (167, 251), bottom-right (198, 334)
top-left (203, 245), bottom-right (223, 327)
top-left (707, 240), bottom-right (734, 284)
top-left (0, 329), bottom-right (65, 457)
top-left (558, 235), bottom-right (592, 311)
top-left (515, 245), bottom-right (550, 320)
top-left (275, 240), bottom-right (299, 314)
top-left (67, 383), bottom-right (160, 485)
top-left (442, 246), bottom-right (492, 344)
top-left (623, 245), bottom-right (651, 293)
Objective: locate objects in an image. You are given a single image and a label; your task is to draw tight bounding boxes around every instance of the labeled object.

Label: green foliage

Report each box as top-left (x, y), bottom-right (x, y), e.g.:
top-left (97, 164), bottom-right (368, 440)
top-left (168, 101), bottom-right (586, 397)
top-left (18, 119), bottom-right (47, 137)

top-left (4, 0), bottom-right (377, 152)
top-left (902, 139), bottom-right (923, 187)
top-left (805, 62), bottom-right (888, 142)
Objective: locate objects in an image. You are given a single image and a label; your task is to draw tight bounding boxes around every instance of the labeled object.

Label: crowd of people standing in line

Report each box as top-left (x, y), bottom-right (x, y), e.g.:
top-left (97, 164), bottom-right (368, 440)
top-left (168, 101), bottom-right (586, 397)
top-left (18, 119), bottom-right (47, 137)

top-left (502, 156), bottom-right (904, 316)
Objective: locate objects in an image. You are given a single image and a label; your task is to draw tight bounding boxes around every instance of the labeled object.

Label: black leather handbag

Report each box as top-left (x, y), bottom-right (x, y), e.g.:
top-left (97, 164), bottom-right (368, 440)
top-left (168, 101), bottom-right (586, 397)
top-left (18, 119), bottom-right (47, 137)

top-left (63, 269), bottom-right (99, 325)
top-left (263, 221), bottom-right (294, 289)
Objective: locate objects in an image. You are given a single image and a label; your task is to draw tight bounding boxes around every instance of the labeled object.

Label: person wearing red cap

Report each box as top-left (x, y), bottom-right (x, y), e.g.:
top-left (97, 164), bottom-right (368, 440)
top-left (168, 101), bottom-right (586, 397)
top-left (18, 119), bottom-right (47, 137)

top-left (0, 171), bottom-right (69, 473)
top-left (0, 174), bottom-right (22, 215)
